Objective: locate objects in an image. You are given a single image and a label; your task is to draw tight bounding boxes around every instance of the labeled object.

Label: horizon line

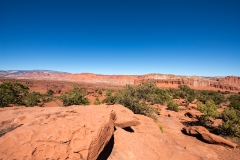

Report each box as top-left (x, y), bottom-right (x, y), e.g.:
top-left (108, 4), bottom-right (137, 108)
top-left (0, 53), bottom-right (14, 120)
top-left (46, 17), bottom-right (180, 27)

top-left (0, 69), bottom-right (239, 78)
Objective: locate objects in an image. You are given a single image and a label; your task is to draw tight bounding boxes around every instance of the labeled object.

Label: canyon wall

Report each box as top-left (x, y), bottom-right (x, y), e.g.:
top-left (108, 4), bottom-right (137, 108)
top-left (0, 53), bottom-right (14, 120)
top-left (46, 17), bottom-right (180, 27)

top-left (134, 74), bottom-right (240, 91)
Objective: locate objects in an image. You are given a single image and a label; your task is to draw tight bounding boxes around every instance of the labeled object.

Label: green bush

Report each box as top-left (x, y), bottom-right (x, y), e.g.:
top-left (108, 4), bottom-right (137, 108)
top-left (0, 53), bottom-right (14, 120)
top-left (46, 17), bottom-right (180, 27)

top-left (196, 90), bottom-right (225, 105)
top-left (221, 107), bottom-right (240, 137)
top-left (101, 94), bottom-right (116, 104)
top-left (106, 89), bottom-right (114, 96)
top-left (178, 85), bottom-right (195, 96)
top-left (0, 82), bottom-right (29, 107)
top-left (41, 95), bottom-right (54, 103)
top-left (167, 100), bottom-right (180, 112)
top-left (167, 85), bottom-right (196, 103)
top-left (168, 89), bottom-right (186, 99)
top-left (102, 82), bottom-right (168, 120)
top-left (220, 95), bottom-right (240, 137)
top-left (47, 89), bottom-right (54, 96)
top-left (148, 88), bottom-right (171, 105)
top-left (0, 86), bottom-right (13, 107)
top-left (94, 97), bottom-right (101, 105)
top-left (187, 95), bottom-right (195, 103)
top-left (228, 95), bottom-right (240, 102)
top-left (197, 100), bottom-right (219, 126)
top-left (23, 92), bottom-right (41, 107)
top-left (229, 100), bottom-right (240, 110)
top-left (61, 87), bottom-right (89, 106)
top-left (198, 100), bottom-right (219, 117)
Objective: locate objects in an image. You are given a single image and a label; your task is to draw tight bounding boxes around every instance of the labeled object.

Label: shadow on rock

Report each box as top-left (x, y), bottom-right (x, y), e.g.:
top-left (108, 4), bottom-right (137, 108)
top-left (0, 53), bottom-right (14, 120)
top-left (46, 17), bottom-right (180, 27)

top-left (122, 126), bottom-right (134, 133)
top-left (181, 128), bottom-right (203, 141)
top-left (97, 134), bottom-right (115, 160)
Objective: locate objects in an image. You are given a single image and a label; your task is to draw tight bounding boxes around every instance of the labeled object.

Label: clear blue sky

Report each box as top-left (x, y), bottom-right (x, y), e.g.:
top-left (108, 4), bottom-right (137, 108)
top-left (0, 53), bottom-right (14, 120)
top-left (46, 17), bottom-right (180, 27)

top-left (0, 0), bottom-right (240, 76)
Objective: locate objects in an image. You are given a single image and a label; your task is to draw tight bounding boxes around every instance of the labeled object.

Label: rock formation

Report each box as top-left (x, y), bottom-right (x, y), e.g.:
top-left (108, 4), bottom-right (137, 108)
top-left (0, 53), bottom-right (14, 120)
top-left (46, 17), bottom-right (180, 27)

top-left (0, 70), bottom-right (240, 91)
top-left (182, 126), bottom-right (238, 148)
top-left (134, 74), bottom-right (240, 91)
top-left (2, 105), bottom-right (238, 160)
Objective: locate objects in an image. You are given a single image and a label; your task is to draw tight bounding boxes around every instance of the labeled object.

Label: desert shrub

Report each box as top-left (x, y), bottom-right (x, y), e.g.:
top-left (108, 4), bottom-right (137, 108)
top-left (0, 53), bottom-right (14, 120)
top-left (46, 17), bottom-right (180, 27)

top-left (167, 100), bottom-right (180, 112)
top-left (197, 100), bottom-right (219, 126)
top-left (228, 95), bottom-right (240, 103)
top-left (229, 100), bottom-right (240, 111)
top-left (196, 90), bottom-right (225, 105)
top-left (101, 94), bottom-right (117, 104)
top-left (167, 85), bottom-right (196, 103)
top-left (166, 88), bottom-right (176, 96)
top-left (0, 82), bottom-right (29, 107)
top-left (94, 97), bottom-right (101, 105)
top-left (135, 82), bottom-right (171, 105)
top-left (169, 89), bottom-right (186, 99)
top-left (0, 86), bottom-right (13, 107)
top-left (187, 95), bottom-right (195, 103)
top-left (197, 100), bottom-right (219, 116)
top-left (115, 85), bottom-right (152, 115)
top-left (178, 85), bottom-right (194, 96)
top-left (41, 94), bottom-right (54, 103)
top-left (220, 95), bottom-right (240, 137)
top-left (23, 92), bottom-right (41, 107)
top-left (97, 89), bottom-right (103, 96)
top-left (148, 88), bottom-right (171, 105)
top-left (46, 89), bottom-right (54, 96)
top-left (221, 107), bottom-right (240, 137)
top-left (106, 89), bottom-right (114, 96)
top-left (102, 82), bottom-right (169, 120)
top-left (61, 87), bottom-right (89, 106)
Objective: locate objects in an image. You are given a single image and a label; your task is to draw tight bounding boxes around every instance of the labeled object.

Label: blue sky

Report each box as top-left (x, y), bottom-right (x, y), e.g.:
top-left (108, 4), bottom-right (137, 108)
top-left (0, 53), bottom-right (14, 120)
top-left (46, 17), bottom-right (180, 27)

top-left (0, 0), bottom-right (240, 76)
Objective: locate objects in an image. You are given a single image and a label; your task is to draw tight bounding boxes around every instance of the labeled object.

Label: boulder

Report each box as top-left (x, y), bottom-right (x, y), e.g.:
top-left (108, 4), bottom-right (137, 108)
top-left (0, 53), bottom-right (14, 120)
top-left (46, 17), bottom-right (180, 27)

top-left (111, 106), bottom-right (141, 128)
top-left (182, 126), bottom-right (238, 148)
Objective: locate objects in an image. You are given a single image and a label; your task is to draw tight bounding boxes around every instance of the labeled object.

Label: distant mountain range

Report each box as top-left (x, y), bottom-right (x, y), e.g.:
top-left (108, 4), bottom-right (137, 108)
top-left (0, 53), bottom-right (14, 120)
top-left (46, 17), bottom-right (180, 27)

top-left (0, 70), bottom-right (240, 91)
top-left (0, 70), bottom-right (67, 74)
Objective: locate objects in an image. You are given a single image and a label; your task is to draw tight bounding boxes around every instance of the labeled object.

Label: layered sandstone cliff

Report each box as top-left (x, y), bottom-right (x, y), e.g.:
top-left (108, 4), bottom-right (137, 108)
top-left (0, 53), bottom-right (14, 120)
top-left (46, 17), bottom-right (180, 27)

top-left (134, 74), bottom-right (240, 91)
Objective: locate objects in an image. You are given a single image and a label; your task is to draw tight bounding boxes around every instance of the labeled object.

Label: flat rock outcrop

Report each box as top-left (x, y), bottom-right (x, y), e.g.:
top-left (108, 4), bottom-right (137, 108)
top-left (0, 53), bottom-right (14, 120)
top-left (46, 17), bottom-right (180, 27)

top-left (0, 105), bottom-right (118, 160)
top-left (0, 108), bottom-right (163, 160)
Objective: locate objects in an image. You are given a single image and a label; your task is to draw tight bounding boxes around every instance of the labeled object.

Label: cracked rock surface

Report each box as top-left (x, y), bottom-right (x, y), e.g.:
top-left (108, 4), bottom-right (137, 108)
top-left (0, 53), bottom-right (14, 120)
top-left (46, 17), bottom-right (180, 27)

top-left (0, 105), bottom-right (118, 160)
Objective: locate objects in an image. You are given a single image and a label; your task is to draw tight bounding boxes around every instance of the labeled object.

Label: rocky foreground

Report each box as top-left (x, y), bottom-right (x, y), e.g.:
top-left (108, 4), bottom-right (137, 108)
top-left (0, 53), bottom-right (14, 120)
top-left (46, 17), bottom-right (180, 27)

top-left (0, 105), bottom-right (239, 160)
